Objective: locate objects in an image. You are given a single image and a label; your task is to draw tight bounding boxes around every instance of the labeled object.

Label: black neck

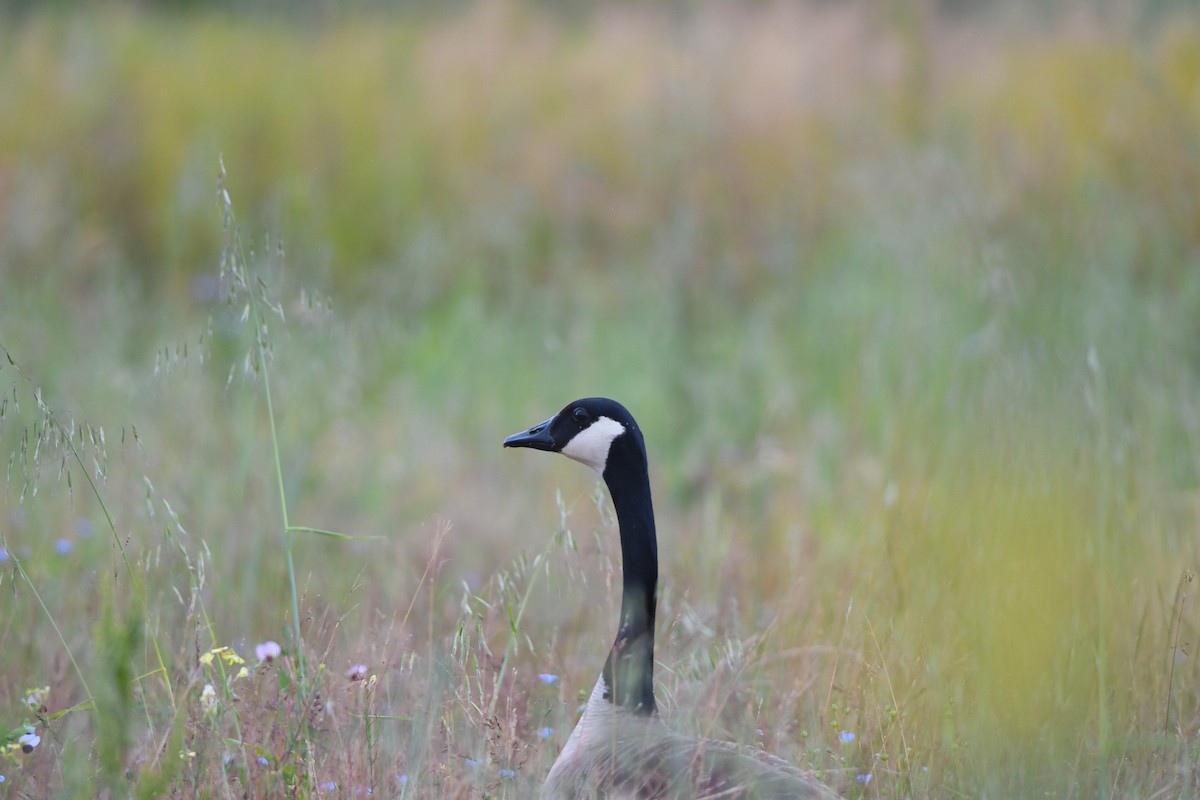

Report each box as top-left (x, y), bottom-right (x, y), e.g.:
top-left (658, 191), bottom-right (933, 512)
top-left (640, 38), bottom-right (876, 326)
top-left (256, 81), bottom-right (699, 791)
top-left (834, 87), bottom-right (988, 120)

top-left (600, 440), bottom-right (658, 716)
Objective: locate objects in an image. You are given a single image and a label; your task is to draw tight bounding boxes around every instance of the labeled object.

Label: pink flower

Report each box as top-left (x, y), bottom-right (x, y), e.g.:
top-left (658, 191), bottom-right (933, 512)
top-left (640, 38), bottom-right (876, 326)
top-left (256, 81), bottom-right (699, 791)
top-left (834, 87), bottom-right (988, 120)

top-left (255, 641), bottom-right (282, 662)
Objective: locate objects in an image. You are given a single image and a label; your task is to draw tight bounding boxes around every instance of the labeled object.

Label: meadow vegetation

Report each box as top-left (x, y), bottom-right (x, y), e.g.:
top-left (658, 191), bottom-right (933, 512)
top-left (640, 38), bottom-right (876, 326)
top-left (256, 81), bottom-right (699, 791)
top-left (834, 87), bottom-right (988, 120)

top-left (1, 2), bottom-right (1200, 797)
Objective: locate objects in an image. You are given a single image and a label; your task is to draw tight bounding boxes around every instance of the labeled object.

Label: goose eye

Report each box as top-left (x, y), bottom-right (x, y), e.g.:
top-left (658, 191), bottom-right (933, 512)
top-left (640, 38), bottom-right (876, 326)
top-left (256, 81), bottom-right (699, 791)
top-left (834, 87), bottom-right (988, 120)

top-left (573, 407), bottom-right (588, 423)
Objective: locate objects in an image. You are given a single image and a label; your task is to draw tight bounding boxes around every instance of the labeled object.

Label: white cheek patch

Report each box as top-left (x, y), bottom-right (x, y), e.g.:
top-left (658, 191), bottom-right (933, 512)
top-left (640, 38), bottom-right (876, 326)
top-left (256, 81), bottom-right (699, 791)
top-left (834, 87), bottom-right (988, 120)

top-left (561, 416), bottom-right (625, 474)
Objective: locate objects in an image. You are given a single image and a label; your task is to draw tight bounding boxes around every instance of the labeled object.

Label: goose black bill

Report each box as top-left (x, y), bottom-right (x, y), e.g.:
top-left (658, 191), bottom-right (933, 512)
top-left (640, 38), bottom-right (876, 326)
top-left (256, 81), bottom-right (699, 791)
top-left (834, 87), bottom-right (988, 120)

top-left (503, 417), bottom-right (558, 451)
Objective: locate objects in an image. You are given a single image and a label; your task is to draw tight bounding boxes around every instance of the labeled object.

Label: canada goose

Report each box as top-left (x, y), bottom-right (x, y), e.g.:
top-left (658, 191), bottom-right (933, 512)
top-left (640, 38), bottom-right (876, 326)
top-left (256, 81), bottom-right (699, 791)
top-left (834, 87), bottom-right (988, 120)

top-left (505, 398), bottom-right (839, 799)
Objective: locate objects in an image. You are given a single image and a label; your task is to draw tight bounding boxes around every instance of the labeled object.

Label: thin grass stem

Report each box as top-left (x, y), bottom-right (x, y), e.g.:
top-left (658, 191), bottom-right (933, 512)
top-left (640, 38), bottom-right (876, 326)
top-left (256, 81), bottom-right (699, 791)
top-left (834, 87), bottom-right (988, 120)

top-left (487, 550), bottom-right (546, 719)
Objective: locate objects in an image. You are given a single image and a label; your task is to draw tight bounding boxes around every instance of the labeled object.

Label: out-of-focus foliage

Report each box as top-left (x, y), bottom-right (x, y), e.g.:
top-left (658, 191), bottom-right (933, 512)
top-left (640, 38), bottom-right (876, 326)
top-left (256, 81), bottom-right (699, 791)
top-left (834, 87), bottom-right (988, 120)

top-left (2, 3), bottom-right (1198, 305)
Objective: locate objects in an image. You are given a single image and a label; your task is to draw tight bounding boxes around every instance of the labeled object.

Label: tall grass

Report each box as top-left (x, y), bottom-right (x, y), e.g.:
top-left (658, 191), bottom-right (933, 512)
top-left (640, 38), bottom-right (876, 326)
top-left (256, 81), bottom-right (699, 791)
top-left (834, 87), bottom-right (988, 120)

top-left (1, 1), bottom-right (1199, 797)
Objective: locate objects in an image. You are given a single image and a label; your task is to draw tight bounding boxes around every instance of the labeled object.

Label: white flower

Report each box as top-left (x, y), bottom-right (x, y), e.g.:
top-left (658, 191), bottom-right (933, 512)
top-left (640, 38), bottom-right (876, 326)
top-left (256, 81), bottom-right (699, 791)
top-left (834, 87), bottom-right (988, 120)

top-left (346, 664), bottom-right (368, 681)
top-left (18, 732), bottom-right (40, 752)
top-left (24, 686), bottom-right (50, 710)
top-left (201, 683), bottom-right (217, 713)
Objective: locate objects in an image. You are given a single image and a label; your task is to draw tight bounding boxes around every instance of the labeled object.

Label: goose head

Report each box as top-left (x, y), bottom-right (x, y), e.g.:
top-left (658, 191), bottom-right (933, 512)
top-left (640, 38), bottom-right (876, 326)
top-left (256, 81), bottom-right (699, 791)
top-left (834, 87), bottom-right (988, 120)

top-left (503, 397), bottom-right (646, 478)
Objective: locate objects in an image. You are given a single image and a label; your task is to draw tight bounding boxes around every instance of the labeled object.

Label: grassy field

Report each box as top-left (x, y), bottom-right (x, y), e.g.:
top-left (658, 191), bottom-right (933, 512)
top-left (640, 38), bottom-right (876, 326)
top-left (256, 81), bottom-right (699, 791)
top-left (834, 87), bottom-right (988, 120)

top-left (2, 2), bottom-right (1200, 797)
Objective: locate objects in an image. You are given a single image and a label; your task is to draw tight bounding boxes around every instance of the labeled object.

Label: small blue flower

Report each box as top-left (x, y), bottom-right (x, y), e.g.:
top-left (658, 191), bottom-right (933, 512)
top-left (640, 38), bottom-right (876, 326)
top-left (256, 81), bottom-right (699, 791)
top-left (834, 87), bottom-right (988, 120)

top-left (839, 730), bottom-right (856, 744)
top-left (55, 538), bottom-right (73, 555)
top-left (320, 781), bottom-right (337, 791)
top-left (396, 774), bottom-right (408, 786)
top-left (465, 758), bottom-right (480, 768)
top-left (257, 756), bottom-right (269, 766)
top-left (538, 673), bottom-right (559, 685)
top-left (498, 769), bottom-right (516, 779)
top-left (0, 547), bottom-right (8, 562)
top-left (856, 773), bottom-right (873, 784)
top-left (0, 774), bottom-right (6, 783)
top-left (537, 726), bottom-right (554, 740)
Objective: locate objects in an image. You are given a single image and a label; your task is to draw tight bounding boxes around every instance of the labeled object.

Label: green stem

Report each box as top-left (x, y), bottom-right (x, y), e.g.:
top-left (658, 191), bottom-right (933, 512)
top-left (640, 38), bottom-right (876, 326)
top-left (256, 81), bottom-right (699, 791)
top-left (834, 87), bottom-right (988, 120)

top-left (263, 339), bottom-right (305, 685)
top-left (12, 553), bottom-right (93, 704)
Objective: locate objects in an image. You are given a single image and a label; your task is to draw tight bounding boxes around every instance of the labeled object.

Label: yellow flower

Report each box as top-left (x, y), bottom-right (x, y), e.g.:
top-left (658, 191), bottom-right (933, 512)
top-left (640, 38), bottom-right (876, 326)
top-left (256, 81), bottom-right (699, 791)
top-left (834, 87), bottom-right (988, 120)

top-left (200, 645), bottom-right (246, 668)
top-left (235, 667), bottom-right (249, 680)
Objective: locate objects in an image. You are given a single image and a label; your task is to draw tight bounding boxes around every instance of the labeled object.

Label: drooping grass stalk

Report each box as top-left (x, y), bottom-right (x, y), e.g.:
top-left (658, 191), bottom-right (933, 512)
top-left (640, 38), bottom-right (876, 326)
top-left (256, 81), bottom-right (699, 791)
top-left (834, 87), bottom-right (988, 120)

top-left (1, 347), bottom-right (176, 712)
top-left (216, 157), bottom-right (307, 689)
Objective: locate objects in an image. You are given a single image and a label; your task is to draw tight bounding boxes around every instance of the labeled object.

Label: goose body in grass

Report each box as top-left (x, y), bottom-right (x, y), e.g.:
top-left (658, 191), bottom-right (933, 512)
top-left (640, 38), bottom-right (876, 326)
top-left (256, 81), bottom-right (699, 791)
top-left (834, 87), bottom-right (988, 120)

top-left (505, 398), bottom-right (839, 799)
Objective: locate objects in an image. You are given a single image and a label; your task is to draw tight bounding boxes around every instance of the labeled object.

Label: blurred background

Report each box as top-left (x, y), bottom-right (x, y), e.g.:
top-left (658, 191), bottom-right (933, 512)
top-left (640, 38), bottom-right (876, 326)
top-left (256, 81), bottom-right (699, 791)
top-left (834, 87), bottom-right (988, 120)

top-left (1, 0), bottom-right (1199, 797)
